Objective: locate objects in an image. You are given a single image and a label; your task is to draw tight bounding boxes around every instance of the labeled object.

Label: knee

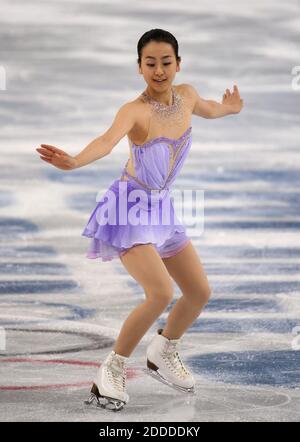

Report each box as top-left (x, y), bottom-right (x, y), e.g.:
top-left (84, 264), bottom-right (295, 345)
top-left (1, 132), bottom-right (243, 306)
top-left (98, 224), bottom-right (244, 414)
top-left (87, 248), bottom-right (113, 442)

top-left (145, 282), bottom-right (174, 309)
top-left (203, 285), bottom-right (212, 305)
top-left (187, 284), bottom-right (212, 309)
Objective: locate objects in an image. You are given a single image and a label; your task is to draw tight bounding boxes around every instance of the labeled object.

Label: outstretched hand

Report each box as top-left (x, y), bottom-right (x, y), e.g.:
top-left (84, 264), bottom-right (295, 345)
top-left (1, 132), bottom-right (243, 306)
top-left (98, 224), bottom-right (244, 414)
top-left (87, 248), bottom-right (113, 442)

top-left (36, 144), bottom-right (77, 170)
top-left (222, 84), bottom-right (244, 114)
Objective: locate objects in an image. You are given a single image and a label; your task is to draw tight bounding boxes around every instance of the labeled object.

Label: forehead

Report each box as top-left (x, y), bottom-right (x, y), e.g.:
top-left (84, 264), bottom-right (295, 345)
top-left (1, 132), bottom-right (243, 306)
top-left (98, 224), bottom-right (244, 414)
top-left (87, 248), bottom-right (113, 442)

top-left (142, 41), bottom-right (174, 58)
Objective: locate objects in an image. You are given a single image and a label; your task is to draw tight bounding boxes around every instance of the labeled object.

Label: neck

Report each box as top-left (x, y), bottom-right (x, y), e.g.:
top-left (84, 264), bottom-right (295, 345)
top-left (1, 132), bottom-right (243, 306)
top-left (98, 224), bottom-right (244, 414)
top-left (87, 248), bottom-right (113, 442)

top-left (144, 86), bottom-right (174, 106)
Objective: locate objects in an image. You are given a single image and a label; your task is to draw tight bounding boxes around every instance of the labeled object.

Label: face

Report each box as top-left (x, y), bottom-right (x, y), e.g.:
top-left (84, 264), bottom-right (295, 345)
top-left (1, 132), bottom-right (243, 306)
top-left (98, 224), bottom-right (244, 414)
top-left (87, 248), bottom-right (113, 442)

top-left (139, 41), bottom-right (180, 91)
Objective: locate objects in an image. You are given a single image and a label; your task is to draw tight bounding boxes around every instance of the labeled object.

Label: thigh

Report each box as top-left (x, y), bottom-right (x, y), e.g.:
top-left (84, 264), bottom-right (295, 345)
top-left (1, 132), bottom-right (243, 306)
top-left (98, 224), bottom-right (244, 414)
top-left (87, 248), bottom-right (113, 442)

top-left (162, 240), bottom-right (211, 305)
top-left (155, 231), bottom-right (189, 259)
top-left (119, 243), bottom-right (174, 302)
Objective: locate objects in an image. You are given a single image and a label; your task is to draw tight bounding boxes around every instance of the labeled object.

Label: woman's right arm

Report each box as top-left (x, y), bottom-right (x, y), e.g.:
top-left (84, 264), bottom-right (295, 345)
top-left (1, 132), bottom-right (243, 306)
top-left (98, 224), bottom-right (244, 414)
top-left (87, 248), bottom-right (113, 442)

top-left (36, 102), bottom-right (137, 170)
top-left (73, 102), bottom-right (137, 169)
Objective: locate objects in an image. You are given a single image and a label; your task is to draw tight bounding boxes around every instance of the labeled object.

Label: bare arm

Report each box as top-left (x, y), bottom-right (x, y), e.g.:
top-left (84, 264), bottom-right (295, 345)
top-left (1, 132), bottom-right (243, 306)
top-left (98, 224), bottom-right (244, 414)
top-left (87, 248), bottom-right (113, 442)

top-left (183, 83), bottom-right (244, 119)
top-left (36, 102), bottom-right (137, 170)
top-left (73, 102), bottom-right (136, 168)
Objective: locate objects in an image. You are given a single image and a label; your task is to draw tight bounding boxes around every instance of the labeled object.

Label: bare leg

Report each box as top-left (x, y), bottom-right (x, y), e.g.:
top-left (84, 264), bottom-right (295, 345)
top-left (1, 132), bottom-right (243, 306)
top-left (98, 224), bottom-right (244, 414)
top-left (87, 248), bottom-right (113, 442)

top-left (114, 244), bottom-right (174, 357)
top-left (161, 241), bottom-right (212, 340)
top-left (113, 298), bottom-right (170, 357)
top-left (161, 296), bottom-right (205, 340)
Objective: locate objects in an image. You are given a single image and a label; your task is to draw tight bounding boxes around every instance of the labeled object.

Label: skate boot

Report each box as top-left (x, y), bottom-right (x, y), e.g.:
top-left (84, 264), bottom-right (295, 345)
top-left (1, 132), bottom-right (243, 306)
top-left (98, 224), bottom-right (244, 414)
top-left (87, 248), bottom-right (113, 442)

top-left (146, 328), bottom-right (195, 394)
top-left (84, 350), bottom-right (129, 411)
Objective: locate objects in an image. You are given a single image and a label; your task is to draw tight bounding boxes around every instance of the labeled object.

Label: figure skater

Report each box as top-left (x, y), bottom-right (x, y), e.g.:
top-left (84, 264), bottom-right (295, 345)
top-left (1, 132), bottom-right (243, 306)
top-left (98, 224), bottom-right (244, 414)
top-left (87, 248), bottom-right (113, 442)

top-left (36, 29), bottom-right (243, 411)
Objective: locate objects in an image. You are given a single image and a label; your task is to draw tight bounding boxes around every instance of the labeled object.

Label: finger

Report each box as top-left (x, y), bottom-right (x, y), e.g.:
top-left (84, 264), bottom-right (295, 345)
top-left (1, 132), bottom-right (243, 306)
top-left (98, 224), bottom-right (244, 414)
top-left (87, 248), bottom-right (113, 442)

top-left (39, 148), bottom-right (63, 158)
top-left (40, 156), bottom-right (53, 163)
top-left (36, 148), bottom-right (53, 157)
top-left (226, 88), bottom-right (231, 95)
top-left (36, 146), bottom-right (53, 153)
top-left (38, 146), bottom-right (57, 156)
top-left (37, 150), bottom-right (61, 161)
top-left (40, 144), bottom-right (57, 150)
top-left (233, 84), bottom-right (240, 96)
top-left (40, 144), bottom-right (66, 155)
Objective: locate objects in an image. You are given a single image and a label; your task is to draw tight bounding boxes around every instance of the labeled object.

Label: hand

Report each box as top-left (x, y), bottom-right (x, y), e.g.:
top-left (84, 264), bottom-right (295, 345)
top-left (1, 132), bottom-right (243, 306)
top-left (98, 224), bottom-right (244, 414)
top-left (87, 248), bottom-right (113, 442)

top-left (222, 84), bottom-right (244, 114)
top-left (36, 144), bottom-right (78, 170)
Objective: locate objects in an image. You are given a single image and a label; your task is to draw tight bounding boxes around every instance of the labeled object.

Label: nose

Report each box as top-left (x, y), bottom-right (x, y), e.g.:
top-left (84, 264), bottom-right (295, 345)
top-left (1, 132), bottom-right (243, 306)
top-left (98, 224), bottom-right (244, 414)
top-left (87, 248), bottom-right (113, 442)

top-left (154, 66), bottom-right (164, 76)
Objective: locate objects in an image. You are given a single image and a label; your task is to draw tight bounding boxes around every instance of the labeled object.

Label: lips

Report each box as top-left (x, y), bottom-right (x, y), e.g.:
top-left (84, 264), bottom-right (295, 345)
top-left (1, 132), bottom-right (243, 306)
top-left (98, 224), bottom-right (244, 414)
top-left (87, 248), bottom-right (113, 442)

top-left (153, 79), bottom-right (166, 83)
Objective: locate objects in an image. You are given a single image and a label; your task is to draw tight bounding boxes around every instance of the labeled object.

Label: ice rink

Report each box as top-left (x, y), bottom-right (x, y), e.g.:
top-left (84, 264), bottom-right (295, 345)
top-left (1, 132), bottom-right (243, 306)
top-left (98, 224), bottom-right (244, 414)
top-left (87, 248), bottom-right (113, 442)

top-left (0, 0), bottom-right (299, 422)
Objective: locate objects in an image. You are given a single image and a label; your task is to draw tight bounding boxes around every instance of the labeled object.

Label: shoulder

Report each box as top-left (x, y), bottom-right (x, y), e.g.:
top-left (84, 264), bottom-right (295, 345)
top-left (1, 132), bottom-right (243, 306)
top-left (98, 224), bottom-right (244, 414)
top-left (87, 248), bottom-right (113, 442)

top-left (175, 83), bottom-right (197, 112)
top-left (178, 83), bottom-right (198, 100)
top-left (122, 96), bottom-right (148, 114)
top-left (118, 100), bottom-right (140, 114)
top-left (177, 83), bottom-right (209, 116)
top-left (118, 94), bottom-right (151, 128)
top-left (114, 99), bottom-right (144, 126)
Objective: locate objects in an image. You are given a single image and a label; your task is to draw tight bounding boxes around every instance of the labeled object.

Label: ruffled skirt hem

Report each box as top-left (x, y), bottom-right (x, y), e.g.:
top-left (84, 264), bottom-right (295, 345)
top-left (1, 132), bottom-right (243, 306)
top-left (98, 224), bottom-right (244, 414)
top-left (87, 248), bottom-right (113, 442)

top-left (81, 178), bottom-right (189, 262)
top-left (82, 226), bottom-right (188, 262)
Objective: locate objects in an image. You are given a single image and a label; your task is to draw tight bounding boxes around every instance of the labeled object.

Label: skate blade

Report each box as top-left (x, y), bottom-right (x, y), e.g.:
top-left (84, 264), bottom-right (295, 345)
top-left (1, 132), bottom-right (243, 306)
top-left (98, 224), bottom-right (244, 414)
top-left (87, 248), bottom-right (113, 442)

top-left (143, 368), bottom-right (196, 395)
top-left (84, 384), bottom-right (126, 412)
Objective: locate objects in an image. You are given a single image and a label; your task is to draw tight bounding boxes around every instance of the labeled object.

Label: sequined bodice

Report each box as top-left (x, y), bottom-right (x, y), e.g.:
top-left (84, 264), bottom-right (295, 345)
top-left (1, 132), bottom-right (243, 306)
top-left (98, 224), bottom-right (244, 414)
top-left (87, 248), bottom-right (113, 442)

top-left (121, 126), bottom-right (192, 192)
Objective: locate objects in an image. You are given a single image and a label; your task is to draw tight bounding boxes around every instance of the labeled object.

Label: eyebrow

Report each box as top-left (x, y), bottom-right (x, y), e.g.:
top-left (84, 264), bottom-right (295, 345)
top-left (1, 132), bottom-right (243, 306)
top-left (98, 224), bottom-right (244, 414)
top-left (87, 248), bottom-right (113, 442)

top-left (145, 55), bottom-right (172, 59)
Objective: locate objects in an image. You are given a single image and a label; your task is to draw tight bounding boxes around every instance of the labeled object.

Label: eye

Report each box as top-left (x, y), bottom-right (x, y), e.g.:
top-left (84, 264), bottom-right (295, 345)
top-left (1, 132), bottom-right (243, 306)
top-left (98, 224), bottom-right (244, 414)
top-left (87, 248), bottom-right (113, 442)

top-left (146, 63), bottom-right (172, 67)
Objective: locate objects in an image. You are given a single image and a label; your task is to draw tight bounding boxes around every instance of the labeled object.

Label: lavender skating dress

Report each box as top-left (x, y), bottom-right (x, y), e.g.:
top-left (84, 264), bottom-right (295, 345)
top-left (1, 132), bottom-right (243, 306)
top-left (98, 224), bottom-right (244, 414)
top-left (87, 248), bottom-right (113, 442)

top-left (81, 126), bottom-right (193, 262)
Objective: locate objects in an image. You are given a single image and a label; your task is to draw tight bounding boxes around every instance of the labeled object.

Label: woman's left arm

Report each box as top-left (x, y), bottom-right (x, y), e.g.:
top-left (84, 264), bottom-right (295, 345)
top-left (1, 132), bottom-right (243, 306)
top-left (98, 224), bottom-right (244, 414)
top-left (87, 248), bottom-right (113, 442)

top-left (183, 83), bottom-right (244, 118)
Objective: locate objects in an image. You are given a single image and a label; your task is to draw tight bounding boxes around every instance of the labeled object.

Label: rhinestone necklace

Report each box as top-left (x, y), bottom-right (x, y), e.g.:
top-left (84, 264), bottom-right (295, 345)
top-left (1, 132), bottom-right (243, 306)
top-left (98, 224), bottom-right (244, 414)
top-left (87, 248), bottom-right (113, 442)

top-left (141, 86), bottom-right (183, 121)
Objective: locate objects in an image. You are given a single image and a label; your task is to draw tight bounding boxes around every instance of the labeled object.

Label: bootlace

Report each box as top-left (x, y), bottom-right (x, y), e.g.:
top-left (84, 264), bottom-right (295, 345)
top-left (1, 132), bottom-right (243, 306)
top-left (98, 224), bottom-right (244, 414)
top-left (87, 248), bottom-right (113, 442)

top-left (105, 355), bottom-right (127, 392)
top-left (162, 341), bottom-right (191, 379)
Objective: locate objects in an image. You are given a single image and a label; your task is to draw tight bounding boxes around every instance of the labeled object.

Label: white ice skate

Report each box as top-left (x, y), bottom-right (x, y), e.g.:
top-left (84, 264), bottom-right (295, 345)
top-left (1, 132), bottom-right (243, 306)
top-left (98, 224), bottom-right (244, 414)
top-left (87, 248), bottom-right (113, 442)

top-left (145, 328), bottom-right (195, 394)
top-left (84, 350), bottom-right (129, 411)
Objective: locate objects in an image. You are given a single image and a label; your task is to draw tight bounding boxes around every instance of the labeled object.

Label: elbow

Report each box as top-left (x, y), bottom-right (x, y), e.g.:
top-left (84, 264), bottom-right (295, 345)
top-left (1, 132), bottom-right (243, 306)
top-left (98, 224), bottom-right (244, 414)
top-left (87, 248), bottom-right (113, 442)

top-left (205, 102), bottom-right (217, 119)
top-left (202, 111), bottom-right (214, 119)
top-left (194, 102), bottom-right (215, 119)
top-left (200, 109), bottom-right (215, 119)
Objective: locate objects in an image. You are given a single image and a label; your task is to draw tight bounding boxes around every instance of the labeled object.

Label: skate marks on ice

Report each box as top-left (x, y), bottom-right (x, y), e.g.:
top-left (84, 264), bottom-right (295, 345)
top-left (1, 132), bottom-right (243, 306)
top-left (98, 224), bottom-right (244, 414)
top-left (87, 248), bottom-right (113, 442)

top-left (0, 326), bottom-right (114, 357)
top-left (0, 219), bottom-right (80, 296)
top-left (142, 386), bottom-right (291, 422)
top-left (0, 217), bottom-right (38, 240)
top-left (107, 366), bottom-right (295, 422)
top-left (0, 352), bottom-right (138, 392)
top-left (0, 368), bottom-right (296, 422)
top-left (0, 300), bottom-right (95, 327)
top-left (187, 350), bottom-right (300, 389)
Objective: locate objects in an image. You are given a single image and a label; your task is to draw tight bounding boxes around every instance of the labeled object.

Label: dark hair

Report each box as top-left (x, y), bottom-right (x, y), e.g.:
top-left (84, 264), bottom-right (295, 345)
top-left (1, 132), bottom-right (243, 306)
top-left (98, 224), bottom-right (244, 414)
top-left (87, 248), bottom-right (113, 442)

top-left (137, 29), bottom-right (181, 66)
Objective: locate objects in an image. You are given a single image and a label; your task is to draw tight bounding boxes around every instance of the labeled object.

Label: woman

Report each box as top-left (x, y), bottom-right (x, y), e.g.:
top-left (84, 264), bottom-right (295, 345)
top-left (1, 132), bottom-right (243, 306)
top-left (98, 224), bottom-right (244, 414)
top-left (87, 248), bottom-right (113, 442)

top-left (36, 28), bottom-right (243, 411)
